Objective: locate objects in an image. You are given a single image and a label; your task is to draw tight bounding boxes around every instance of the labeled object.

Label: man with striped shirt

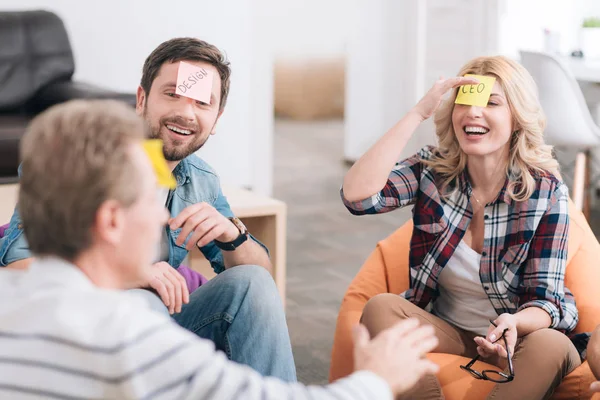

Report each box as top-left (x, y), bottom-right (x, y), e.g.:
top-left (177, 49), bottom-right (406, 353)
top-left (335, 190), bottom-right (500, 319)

top-left (0, 100), bottom-right (438, 399)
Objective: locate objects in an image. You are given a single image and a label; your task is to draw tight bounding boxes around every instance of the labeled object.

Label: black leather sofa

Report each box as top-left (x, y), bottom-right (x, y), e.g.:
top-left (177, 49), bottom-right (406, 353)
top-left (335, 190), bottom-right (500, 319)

top-left (0, 10), bottom-right (136, 183)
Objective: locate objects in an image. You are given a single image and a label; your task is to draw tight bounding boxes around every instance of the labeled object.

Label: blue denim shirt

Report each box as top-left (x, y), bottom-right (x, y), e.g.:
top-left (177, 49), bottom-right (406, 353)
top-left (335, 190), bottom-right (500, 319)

top-left (0, 155), bottom-right (267, 273)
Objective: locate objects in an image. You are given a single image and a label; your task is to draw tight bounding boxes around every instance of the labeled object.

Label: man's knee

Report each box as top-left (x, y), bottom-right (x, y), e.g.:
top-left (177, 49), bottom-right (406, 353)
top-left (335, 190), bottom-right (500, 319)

top-left (223, 264), bottom-right (272, 281)
top-left (222, 264), bottom-right (273, 289)
top-left (220, 265), bottom-right (281, 307)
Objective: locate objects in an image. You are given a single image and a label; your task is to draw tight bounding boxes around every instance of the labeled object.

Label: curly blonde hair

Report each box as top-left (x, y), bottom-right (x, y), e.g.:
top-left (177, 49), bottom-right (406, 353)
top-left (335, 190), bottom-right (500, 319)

top-left (428, 55), bottom-right (559, 202)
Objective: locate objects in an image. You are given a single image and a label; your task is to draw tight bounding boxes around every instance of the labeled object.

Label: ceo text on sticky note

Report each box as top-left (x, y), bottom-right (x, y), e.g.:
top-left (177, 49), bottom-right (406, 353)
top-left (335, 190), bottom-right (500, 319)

top-left (455, 74), bottom-right (496, 108)
top-left (175, 61), bottom-right (214, 104)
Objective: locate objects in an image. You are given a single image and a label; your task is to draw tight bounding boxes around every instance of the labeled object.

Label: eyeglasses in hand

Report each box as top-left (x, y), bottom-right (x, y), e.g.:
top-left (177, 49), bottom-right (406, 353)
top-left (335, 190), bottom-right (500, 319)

top-left (460, 320), bottom-right (515, 383)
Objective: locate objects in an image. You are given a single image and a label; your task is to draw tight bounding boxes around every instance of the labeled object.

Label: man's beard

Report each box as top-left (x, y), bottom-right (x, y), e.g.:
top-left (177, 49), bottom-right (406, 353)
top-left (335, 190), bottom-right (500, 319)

top-left (144, 110), bottom-right (211, 162)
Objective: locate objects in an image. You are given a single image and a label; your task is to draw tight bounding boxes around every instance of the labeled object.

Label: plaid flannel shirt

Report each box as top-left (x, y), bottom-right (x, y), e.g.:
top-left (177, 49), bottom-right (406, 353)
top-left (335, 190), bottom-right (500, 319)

top-left (343, 146), bottom-right (589, 357)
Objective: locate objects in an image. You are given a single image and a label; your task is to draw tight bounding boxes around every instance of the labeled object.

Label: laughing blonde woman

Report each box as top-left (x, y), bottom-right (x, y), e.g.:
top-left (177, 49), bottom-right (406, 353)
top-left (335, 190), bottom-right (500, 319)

top-left (341, 56), bottom-right (583, 399)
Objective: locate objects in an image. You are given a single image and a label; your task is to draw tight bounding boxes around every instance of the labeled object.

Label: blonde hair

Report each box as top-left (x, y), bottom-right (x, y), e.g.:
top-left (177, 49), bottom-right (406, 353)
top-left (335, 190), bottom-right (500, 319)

top-left (19, 100), bottom-right (146, 261)
top-left (428, 55), bottom-right (559, 202)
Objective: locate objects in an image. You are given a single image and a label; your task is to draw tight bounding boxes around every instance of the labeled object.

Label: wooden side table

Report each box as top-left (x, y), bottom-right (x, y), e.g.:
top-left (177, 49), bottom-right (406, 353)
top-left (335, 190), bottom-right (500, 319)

top-left (0, 184), bottom-right (18, 225)
top-left (187, 186), bottom-right (287, 306)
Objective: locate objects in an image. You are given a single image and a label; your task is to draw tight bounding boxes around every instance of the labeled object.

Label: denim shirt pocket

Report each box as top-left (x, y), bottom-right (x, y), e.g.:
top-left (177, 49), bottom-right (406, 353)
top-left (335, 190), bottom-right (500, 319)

top-left (168, 228), bottom-right (189, 268)
top-left (167, 174), bottom-right (217, 268)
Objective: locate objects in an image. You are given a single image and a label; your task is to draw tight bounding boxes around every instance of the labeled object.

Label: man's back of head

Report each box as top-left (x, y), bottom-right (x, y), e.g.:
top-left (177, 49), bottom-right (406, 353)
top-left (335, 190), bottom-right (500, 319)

top-left (19, 99), bottom-right (166, 286)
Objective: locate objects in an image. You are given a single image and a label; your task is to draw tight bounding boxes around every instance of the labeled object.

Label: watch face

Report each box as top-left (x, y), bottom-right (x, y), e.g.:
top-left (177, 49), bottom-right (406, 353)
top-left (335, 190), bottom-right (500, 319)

top-left (231, 217), bottom-right (247, 234)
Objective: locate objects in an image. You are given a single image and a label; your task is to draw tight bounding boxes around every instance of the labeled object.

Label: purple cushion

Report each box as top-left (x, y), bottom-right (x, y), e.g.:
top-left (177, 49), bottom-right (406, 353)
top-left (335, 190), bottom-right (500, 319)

top-left (177, 264), bottom-right (209, 293)
top-left (0, 223), bottom-right (8, 238)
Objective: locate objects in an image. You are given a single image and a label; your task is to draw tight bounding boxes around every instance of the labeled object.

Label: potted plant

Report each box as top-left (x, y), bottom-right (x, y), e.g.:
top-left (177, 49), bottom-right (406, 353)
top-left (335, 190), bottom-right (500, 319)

top-left (580, 17), bottom-right (600, 59)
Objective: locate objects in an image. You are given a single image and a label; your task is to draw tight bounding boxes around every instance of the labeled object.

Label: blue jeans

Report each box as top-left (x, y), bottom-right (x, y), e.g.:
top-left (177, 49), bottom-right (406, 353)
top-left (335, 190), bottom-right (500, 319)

top-left (132, 265), bottom-right (297, 382)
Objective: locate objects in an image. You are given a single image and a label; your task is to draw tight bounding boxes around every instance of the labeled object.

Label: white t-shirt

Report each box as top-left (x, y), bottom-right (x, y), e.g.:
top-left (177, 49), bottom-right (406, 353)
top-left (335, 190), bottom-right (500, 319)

top-left (432, 240), bottom-right (498, 335)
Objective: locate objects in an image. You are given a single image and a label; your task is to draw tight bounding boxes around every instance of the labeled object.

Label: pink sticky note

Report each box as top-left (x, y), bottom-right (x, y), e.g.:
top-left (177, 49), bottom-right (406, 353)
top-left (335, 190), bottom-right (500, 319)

top-left (175, 61), bottom-right (214, 104)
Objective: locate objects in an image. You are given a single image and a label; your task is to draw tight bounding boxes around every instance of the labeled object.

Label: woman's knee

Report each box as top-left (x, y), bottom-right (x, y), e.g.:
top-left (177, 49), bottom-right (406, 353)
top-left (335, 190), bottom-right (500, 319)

top-left (361, 293), bottom-right (409, 337)
top-left (520, 329), bottom-right (580, 369)
top-left (362, 293), bottom-right (401, 317)
top-left (523, 328), bottom-right (571, 349)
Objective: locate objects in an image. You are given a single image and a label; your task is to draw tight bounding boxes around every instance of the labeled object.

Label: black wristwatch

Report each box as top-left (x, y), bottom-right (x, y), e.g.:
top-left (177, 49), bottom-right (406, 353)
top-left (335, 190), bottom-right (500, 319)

top-left (214, 217), bottom-right (249, 251)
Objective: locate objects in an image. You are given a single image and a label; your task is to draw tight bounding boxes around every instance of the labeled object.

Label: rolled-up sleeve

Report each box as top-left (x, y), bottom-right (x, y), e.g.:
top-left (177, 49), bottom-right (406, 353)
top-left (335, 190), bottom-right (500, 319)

top-left (0, 206), bottom-right (32, 267)
top-left (201, 186), bottom-right (269, 274)
top-left (517, 184), bottom-right (577, 331)
top-left (0, 165), bottom-right (33, 266)
top-left (341, 146), bottom-right (434, 215)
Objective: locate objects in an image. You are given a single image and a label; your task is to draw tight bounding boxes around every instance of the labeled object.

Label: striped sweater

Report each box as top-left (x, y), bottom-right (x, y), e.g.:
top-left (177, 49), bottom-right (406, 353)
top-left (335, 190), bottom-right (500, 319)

top-left (0, 258), bottom-right (392, 399)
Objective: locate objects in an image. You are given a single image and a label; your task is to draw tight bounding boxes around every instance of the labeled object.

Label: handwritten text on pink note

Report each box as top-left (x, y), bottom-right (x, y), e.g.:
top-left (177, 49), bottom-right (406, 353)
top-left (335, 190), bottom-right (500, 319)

top-left (175, 61), bottom-right (214, 104)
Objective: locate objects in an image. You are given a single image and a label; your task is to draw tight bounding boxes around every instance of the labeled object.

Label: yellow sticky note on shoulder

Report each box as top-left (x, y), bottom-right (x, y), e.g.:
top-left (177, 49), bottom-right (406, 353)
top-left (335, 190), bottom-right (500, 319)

top-left (455, 74), bottom-right (496, 107)
top-left (142, 139), bottom-right (177, 189)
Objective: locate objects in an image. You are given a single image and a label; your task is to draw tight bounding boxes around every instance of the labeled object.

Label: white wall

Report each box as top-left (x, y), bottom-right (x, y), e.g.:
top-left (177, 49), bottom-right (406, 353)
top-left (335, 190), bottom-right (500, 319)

top-left (498, 0), bottom-right (600, 58)
top-left (263, 0), bottom-right (350, 61)
top-left (344, 0), bottom-right (500, 162)
top-left (2, 0), bottom-right (273, 194)
top-left (344, 0), bottom-right (425, 162)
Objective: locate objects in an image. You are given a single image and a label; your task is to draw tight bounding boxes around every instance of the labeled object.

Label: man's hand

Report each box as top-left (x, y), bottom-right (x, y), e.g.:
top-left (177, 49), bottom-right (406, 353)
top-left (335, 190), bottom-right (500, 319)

top-left (474, 314), bottom-right (518, 360)
top-left (142, 262), bottom-right (190, 314)
top-left (169, 203), bottom-right (240, 250)
top-left (353, 318), bottom-right (439, 397)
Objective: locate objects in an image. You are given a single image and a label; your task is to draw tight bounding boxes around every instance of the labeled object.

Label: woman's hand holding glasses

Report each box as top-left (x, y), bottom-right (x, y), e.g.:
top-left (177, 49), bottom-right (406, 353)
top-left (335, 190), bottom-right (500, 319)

top-left (461, 316), bottom-right (516, 383)
top-left (474, 314), bottom-right (518, 360)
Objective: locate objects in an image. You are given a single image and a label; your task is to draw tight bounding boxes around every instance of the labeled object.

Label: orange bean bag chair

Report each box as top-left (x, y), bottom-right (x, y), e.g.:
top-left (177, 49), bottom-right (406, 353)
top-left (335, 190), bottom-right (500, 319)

top-left (330, 201), bottom-right (600, 399)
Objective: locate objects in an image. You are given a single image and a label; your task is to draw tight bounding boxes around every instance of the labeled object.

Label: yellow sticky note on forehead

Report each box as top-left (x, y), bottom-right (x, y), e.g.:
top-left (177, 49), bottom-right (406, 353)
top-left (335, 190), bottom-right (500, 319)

top-left (142, 139), bottom-right (176, 189)
top-left (455, 74), bottom-right (496, 107)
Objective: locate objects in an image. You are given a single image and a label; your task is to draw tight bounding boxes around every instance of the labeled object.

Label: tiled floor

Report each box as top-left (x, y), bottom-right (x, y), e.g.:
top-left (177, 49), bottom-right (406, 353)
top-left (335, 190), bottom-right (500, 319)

top-left (274, 119), bottom-right (411, 384)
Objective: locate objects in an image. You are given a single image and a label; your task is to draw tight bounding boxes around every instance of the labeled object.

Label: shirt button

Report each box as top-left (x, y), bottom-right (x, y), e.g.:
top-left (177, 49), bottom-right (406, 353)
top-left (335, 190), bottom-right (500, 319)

top-left (484, 286), bottom-right (490, 290)
top-left (17, 224), bottom-right (22, 229)
top-left (484, 215), bottom-right (489, 220)
top-left (482, 251), bottom-right (487, 257)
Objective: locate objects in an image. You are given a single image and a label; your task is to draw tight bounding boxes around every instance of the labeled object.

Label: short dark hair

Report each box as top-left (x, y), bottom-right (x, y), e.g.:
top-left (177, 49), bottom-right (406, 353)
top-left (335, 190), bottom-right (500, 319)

top-left (19, 100), bottom-right (145, 261)
top-left (140, 38), bottom-right (231, 111)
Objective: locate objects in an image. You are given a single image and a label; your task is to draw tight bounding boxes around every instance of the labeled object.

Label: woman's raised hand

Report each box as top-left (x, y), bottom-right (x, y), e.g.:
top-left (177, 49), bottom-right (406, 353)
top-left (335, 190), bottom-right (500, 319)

top-left (411, 76), bottom-right (479, 121)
